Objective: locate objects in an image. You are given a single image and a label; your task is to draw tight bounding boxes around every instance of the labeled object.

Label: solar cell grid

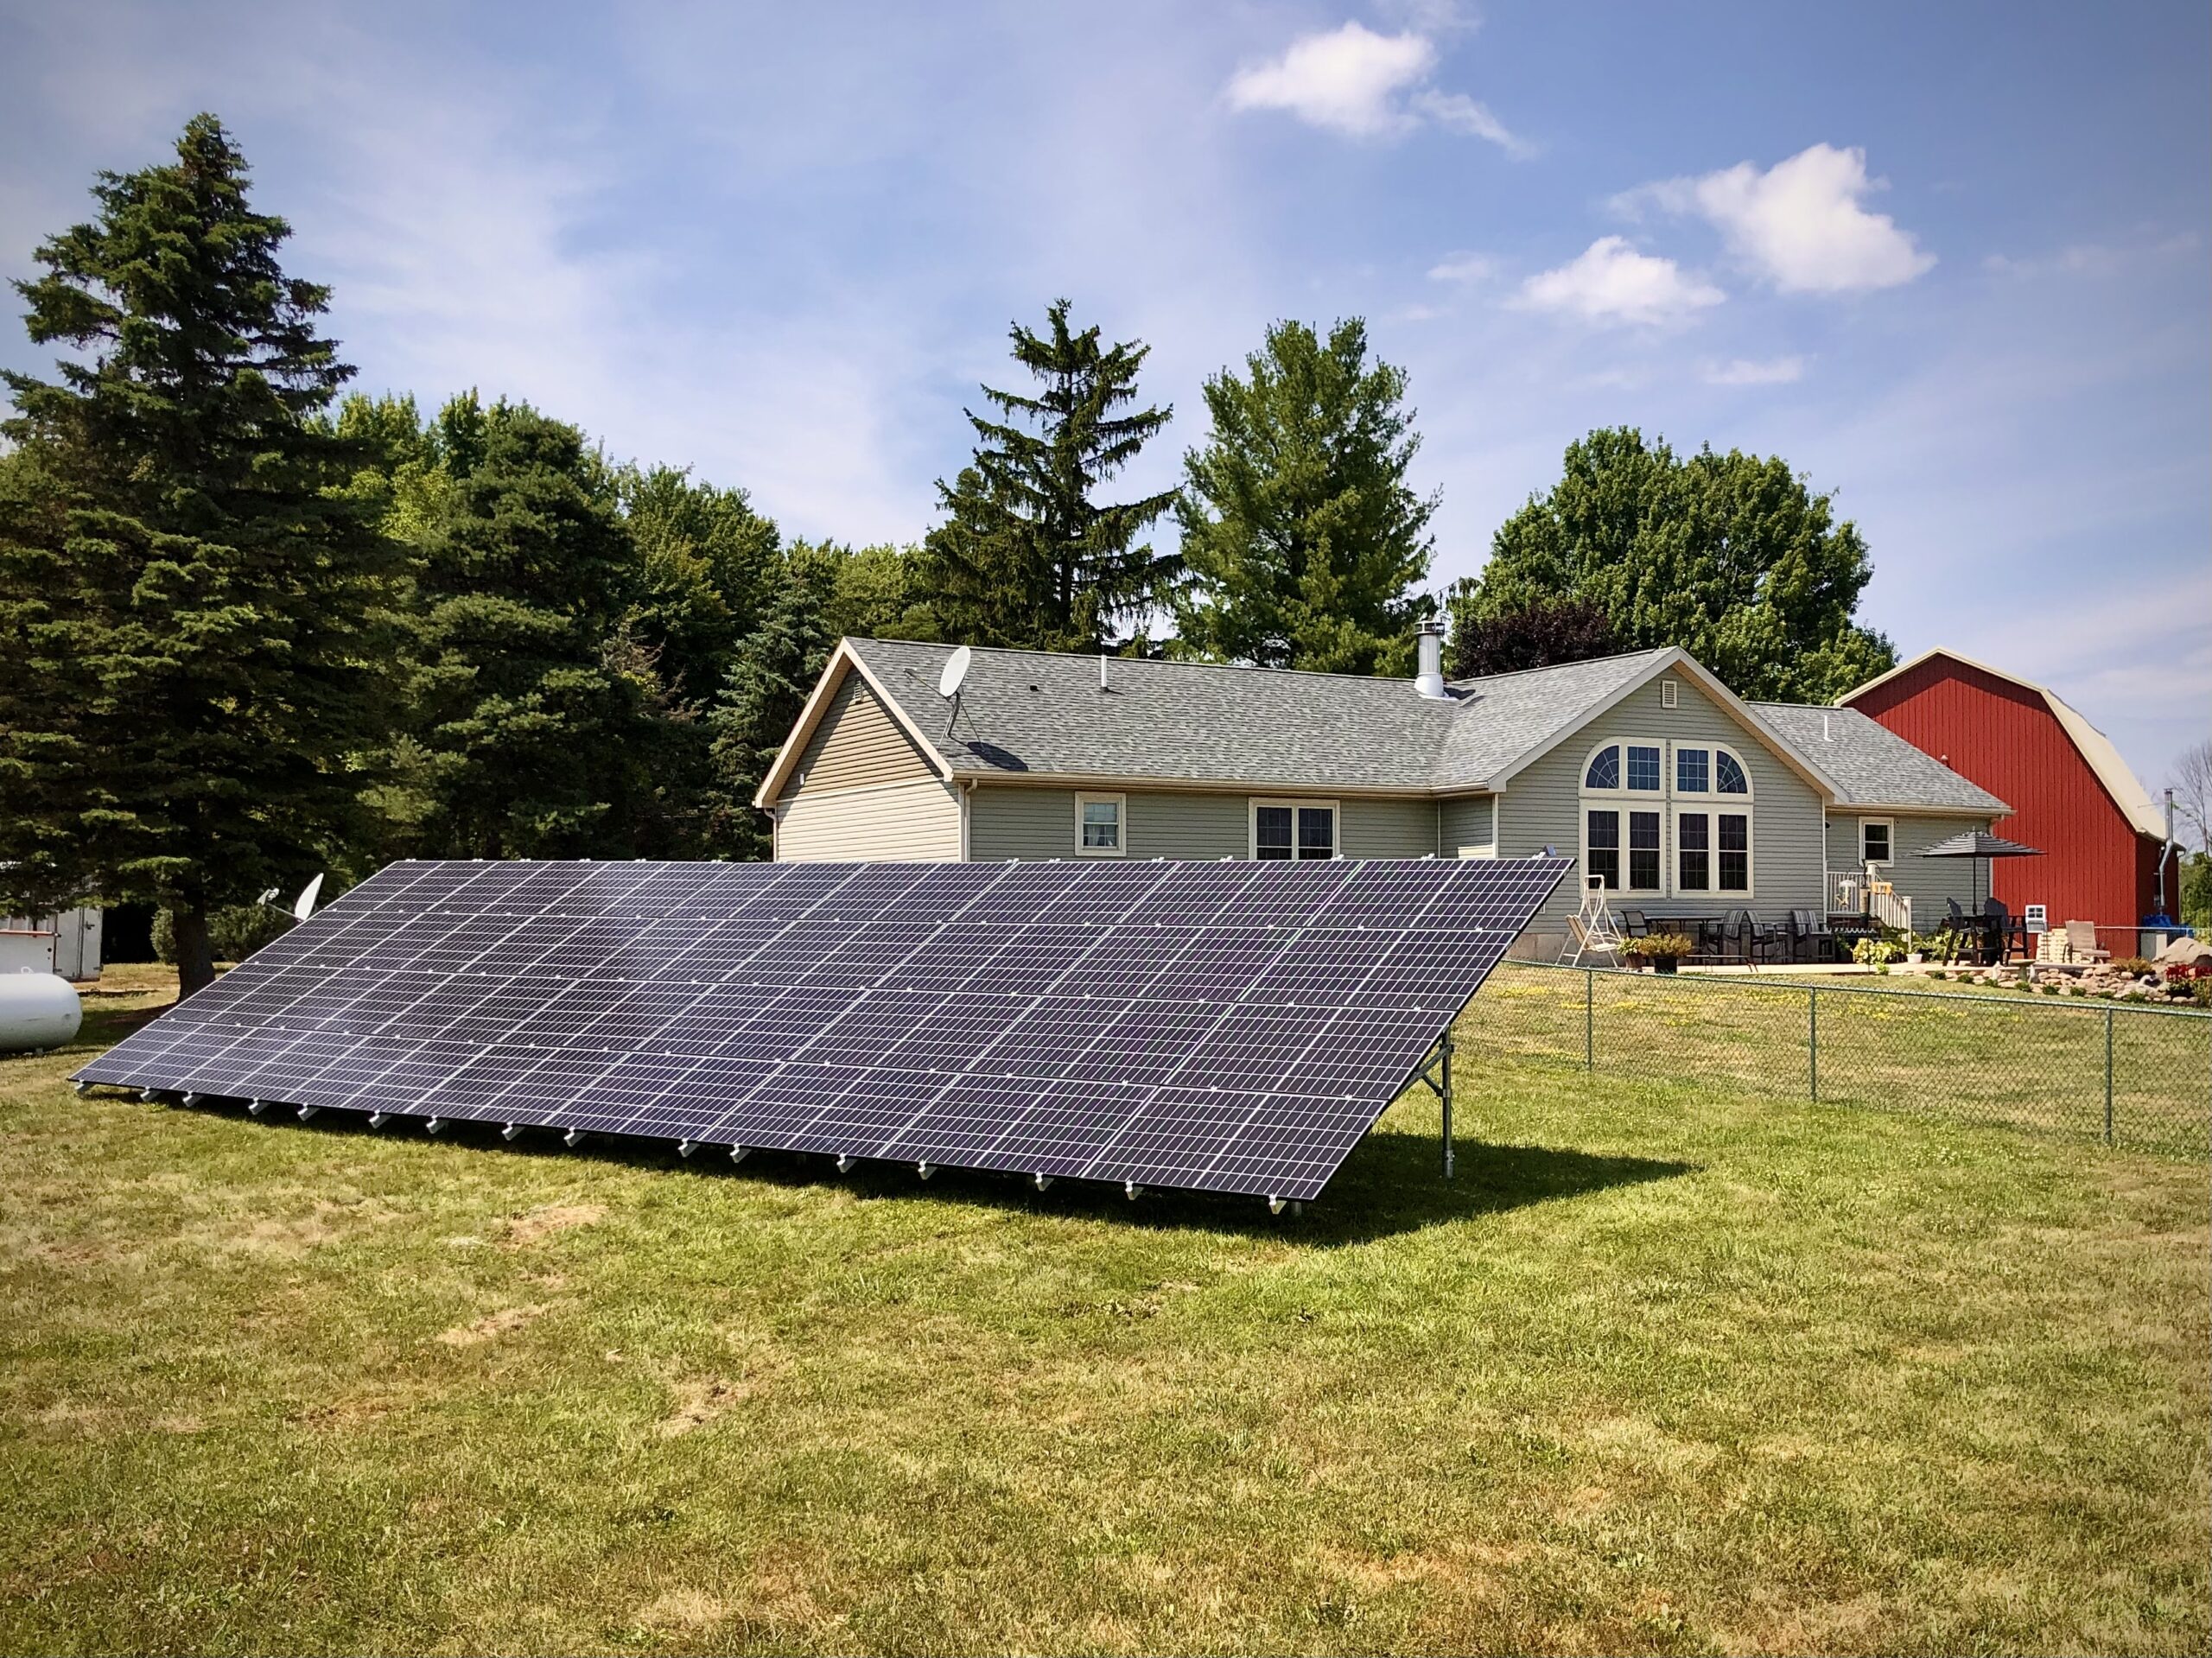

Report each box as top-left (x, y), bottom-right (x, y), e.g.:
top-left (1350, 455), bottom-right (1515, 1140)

top-left (75, 854), bottom-right (1570, 1204)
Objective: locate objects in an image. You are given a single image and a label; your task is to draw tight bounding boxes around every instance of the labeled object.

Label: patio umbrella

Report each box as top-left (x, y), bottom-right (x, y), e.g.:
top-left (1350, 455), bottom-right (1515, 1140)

top-left (1916, 829), bottom-right (2043, 916)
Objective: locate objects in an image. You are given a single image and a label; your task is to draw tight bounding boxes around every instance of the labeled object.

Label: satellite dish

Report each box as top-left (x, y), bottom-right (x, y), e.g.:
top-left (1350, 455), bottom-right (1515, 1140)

top-left (291, 873), bottom-right (325, 921)
top-left (937, 645), bottom-right (972, 700)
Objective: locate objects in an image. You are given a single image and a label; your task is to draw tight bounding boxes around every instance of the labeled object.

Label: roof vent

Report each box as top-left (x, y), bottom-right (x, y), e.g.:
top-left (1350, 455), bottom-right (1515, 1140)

top-left (1822, 714), bottom-right (1834, 742)
top-left (1414, 621), bottom-right (1448, 701)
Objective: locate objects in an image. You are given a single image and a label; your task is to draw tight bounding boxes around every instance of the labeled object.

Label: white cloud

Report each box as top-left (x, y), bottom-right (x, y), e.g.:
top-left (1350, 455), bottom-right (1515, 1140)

top-left (1224, 21), bottom-right (1524, 151)
top-left (1411, 90), bottom-right (1531, 156)
top-left (1704, 354), bottom-right (1805, 385)
top-left (1225, 22), bottom-right (1433, 137)
top-left (1515, 236), bottom-right (1725, 327)
top-left (1633, 143), bottom-right (1934, 294)
top-left (1427, 251), bottom-right (1497, 283)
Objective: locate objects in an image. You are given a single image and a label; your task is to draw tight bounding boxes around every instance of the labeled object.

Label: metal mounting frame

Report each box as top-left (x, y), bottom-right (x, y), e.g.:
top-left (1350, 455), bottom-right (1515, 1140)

top-left (1416, 1026), bottom-right (1456, 1180)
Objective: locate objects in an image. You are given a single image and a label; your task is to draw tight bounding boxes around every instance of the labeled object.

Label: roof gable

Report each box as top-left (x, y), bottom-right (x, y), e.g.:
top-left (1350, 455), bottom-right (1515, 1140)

top-left (1840, 648), bottom-right (2161, 836)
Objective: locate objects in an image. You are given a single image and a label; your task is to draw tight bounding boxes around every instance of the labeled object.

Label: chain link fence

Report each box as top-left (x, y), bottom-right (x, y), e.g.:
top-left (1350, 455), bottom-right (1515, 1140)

top-left (1458, 962), bottom-right (2211, 1157)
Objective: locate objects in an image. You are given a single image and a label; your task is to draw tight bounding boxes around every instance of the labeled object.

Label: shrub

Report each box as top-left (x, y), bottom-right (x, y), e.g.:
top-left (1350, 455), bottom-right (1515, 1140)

top-left (1853, 937), bottom-right (1903, 966)
top-left (1630, 933), bottom-right (1696, 959)
top-left (152, 904), bottom-right (295, 966)
top-left (2110, 956), bottom-right (2155, 977)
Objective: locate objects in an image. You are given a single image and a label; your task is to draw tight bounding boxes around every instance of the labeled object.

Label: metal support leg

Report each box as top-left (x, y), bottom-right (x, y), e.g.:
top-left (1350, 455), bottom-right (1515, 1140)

top-left (1440, 1027), bottom-right (1454, 1181)
top-left (1418, 1029), bottom-right (1456, 1183)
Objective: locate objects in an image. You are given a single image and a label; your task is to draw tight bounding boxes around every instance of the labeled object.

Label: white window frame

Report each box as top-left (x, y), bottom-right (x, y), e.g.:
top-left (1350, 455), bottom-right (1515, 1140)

top-left (1580, 736), bottom-right (1669, 797)
top-left (1578, 736), bottom-right (1757, 899)
top-left (1249, 797), bottom-right (1338, 861)
top-left (1714, 807), bottom-right (1756, 897)
top-left (1859, 816), bottom-right (1894, 868)
top-left (1672, 805), bottom-right (1714, 896)
top-left (1674, 743), bottom-right (1712, 796)
top-left (1074, 791), bottom-right (1126, 857)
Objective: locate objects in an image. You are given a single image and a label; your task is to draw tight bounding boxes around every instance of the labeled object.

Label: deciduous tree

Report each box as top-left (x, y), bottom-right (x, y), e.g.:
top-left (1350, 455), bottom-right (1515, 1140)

top-left (1455, 427), bottom-right (1894, 702)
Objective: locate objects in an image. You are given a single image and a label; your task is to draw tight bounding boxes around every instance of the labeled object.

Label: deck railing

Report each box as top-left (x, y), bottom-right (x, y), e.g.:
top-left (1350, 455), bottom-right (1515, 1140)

top-left (1827, 869), bottom-right (1911, 932)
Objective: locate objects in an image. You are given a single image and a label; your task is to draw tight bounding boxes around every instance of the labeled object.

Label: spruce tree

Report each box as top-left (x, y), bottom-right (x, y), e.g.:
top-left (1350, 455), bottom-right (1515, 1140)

top-left (1175, 317), bottom-right (1436, 673)
top-left (400, 397), bottom-right (667, 859)
top-left (920, 300), bottom-right (1177, 651)
top-left (704, 547), bottom-right (841, 860)
top-left (0, 115), bottom-right (401, 995)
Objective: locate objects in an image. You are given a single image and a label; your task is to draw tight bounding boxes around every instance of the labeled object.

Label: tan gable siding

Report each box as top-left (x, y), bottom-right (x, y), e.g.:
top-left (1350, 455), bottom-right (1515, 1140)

top-left (777, 778), bottom-right (962, 861)
top-left (1440, 796), bottom-right (1494, 855)
top-left (1497, 673), bottom-right (1828, 948)
top-left (789, 671), bottom-right (937, 794)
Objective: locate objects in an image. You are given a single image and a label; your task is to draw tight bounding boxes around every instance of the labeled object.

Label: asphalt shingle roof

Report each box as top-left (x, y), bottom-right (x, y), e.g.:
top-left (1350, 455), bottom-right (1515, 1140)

top-left (836, 638), bottom-right (2003, 811)
top-left (1751, 702), bottom-right (2009, 813)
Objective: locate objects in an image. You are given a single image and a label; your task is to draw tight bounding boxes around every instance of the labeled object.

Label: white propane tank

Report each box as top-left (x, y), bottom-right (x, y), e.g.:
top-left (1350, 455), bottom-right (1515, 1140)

top-left (0, 971), bottom-right (82, 1052)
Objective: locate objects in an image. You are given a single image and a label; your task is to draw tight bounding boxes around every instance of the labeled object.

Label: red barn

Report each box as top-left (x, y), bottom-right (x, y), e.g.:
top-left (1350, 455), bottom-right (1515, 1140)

top-left (1842, 649), bottom-right (2173, 931)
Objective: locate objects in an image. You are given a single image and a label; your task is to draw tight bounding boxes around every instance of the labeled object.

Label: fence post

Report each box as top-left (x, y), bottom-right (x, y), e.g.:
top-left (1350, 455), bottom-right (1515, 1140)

top-left (1808, 988), bottom-right (1819, 1102)
top-left (2103, 1006), bottom-right (2114, 1147)
top-left (1585, 968), bottom-right (1595, 1070)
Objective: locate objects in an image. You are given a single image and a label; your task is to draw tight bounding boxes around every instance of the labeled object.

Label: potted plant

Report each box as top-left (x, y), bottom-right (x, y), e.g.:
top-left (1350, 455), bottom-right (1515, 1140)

top-left (1631, 932), bottom-right (1696, 975)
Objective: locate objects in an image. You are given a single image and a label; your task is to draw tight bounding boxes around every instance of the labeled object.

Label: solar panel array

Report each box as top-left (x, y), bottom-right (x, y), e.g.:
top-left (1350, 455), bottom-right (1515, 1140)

top-left (74, 855), bottom-right (1568, 1202)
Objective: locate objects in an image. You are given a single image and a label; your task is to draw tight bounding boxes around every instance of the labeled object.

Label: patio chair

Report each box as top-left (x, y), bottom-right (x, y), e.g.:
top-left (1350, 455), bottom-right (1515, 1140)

top-left (2063, 919), bottom-right (2110, 963)
top-left (1984, 899), bottom-right (2015, 962)
top-left (1722, 910), bottom-right (1786, 968)
top-left (1786, 908), bottom-right (1834, 964)
top-left (1618, 909), bottom-right (1652, 940)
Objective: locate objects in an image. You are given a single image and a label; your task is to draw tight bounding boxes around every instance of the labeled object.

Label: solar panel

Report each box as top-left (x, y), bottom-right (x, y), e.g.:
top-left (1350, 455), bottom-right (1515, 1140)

top-left (74, 855), bottom-right (1568, 1204)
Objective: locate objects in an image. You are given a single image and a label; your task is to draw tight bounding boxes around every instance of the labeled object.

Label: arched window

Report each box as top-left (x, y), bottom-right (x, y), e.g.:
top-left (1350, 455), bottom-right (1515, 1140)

top-left (1580, 738), bottom-right (1754, 897)
top-left (1579, 740), bottom-right (1660, 893)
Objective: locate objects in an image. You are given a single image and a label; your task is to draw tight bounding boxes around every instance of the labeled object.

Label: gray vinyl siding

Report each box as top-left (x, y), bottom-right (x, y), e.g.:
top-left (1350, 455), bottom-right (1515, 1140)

top-left (1495, 673), bottom-right (1829, 947)
top-left (1440, 795), bottom-right (1494, 856)
top-left (1338, 798), bottom-right (1439, 858)
top-left (1826, 811), bottom-right (1995, 925)
top-left (967, 786), bottom-right (1436, 861)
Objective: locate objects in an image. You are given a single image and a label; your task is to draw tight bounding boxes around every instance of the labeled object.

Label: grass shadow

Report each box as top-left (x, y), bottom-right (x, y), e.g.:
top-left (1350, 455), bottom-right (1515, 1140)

top-left (125, 1091), bottom-right (1694, 1247)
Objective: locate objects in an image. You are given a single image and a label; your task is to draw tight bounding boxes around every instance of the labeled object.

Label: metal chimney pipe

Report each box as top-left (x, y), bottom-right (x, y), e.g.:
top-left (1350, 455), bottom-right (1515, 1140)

top-left (1414, 621), bottom-right (1448, 700)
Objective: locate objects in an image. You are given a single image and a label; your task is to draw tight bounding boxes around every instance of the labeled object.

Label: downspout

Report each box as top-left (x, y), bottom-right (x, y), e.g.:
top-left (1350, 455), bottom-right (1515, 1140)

top-left (961, 778), bottom-right (975, 863)
top-left (2160, 787), bottom-right (2178, 916)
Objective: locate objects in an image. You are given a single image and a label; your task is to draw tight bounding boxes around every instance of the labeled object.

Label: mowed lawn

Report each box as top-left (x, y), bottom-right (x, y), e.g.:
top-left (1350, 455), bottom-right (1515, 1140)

top-left (3, 969), bottom-right (2207, 1655)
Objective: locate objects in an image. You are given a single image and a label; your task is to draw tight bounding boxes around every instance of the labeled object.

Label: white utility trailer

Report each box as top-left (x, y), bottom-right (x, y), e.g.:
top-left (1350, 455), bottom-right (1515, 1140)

top-left (0, 908), bottom-right (103, 981)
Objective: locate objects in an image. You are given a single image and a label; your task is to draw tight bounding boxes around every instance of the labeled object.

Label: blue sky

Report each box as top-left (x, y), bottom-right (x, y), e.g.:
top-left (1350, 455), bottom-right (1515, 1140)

top-left (3, 1), bottom-right (2207, 789)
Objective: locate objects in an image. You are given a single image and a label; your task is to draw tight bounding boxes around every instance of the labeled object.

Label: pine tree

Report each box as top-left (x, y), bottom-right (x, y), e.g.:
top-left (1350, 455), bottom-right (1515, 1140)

top-left (400, 397), bottom-right (668, 859)
top-left (704, 547), bottom-right (842, 859)
top-left (920, 300), bottom-right (1177, 651)
top-left (1460, 428), bottom-right (1895, 702)
top-left (0, 115), bottom-right (401, 995)
top-left (1175, 318), bottom-right (1436, 673)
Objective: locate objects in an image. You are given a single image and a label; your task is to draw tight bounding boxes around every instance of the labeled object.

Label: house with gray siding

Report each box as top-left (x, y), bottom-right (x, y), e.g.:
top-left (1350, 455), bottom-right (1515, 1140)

top-left (756, 633), bottom-right (2007, 956)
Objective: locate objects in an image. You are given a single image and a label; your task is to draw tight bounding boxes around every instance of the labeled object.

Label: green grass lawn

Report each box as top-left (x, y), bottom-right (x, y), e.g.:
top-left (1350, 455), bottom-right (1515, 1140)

top-left (1470, 963), bottom-right (2210, 1156)
top-left (3, 968), bottom-right (2208, 1655)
